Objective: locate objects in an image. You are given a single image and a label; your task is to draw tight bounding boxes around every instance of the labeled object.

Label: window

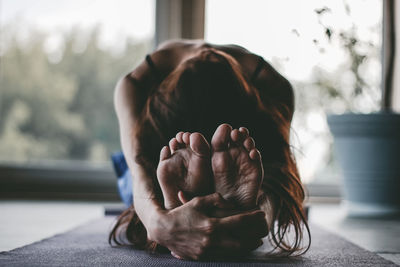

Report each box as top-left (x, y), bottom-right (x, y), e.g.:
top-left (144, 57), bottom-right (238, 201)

top-left (205, 0), bottom-right (382, 185)
top-left (1, 0), bottom-right (383, 199)
top-left (0, 0), bottom-right (155, 165)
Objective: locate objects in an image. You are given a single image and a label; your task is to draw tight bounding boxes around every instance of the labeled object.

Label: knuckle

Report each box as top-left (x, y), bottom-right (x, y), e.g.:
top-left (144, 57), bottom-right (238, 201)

top-left (192, 196), bottom-right (201, 206)
top-left (202, 236), bottom-right (212, 248)
top-left (204, 219), bottom-right (217, 234)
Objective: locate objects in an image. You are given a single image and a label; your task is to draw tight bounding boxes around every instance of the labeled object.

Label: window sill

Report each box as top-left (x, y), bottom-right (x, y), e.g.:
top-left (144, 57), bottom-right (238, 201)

top-left (0, 163), bottom-right (119, 201)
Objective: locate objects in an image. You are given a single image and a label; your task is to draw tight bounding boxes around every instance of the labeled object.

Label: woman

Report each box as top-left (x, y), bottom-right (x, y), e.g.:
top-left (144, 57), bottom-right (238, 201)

top-left (110, 40), bottom-right (310, 260)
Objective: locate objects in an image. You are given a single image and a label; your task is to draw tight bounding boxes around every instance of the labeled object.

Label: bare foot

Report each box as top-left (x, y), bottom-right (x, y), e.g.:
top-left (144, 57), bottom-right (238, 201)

top-left (157, 132), bottom-right (213, 209)
top-left (211, 124), bottom-right (264, 210)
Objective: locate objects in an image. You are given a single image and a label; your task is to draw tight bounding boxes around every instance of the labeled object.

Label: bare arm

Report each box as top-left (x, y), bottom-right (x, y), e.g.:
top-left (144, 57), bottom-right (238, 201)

top-left (113, 43), bottom-right (198, 227)
top-left (114, 43), bottom-right (269, 259)
top-left (113, 62), bottom-right (162, 228)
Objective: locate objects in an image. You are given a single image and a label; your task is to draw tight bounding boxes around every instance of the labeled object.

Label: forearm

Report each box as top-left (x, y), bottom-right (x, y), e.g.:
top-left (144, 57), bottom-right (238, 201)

top-left (132, 168), bottom-right (165, 233)
top-left (117, 112), bottom-right (165, 234)
top-left (114, 72), bottom-right (165, 233)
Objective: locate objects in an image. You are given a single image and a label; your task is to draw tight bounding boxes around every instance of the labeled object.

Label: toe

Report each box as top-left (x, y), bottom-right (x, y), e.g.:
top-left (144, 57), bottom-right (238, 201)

top-left (176, 132), bottom-right (184, 143)
top-left (169, 138), bottom-right (179, 153)
top-left (160, 146), bottom-right (171, 161)
top-left (211, 123), bottom-right (232, 151)
top-left (231, 129), bottom-right (241, 143)
top-left (190, 133), bottom-right (210, 157)
top-left (249, 148), bottom-right (261, 161)
top-left (243, 137), bottom-right (255, 151)
top-left (239, 127), bottom-right (249, 138)
top-left (183, 132), bottom-right (191, 145)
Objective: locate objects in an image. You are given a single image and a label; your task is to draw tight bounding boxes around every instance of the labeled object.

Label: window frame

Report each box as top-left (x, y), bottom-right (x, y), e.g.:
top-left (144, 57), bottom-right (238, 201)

top-left (0, 0), bottom-right (207, 201)
top-left (0, 162), bottom-right (118, 200)
top-left (3, 0), bottom-right (391, 201)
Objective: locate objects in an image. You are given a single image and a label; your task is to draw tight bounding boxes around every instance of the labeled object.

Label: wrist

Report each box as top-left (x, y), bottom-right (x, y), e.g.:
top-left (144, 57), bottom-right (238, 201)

top-left (133, 195), bottom-right (164, 231)
top-left (144, 207), bottom-right (167, 242)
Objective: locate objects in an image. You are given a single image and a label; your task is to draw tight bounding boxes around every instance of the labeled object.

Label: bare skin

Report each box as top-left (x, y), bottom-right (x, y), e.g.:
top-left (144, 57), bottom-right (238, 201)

top-left (157, 124), bottom-right (264, 213)
top-left (211, 124), bottom-right (264, 210)
top-left (156, 124), bottom-right (266, 259)
top-left (157, 132), bottom-right (213, 209)
top-left (114, 40), bottom-right (288, 260)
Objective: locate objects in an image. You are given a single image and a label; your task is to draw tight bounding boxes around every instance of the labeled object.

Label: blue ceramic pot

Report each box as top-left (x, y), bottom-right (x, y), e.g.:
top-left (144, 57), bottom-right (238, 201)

top-left (327, 112), bottom-right (400, 217)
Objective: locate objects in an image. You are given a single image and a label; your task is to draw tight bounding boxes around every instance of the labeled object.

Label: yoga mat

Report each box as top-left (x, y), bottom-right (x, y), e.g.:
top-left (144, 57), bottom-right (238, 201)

top-left (0, 217), bottom-right (397, 267)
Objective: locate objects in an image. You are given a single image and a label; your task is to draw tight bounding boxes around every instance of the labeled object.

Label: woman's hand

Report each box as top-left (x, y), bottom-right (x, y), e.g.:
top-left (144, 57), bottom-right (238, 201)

top-left (147, 192), bottom-right (268, 260)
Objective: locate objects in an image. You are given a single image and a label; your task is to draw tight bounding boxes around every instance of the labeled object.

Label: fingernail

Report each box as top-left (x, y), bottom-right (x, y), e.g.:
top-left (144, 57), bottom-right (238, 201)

top-left (171, 251), bottom-right (182, 260)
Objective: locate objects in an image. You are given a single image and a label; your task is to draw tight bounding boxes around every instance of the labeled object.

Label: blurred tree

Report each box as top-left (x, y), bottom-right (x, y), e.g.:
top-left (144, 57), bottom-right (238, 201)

top-left (0, 22), bottom-right (151, 162)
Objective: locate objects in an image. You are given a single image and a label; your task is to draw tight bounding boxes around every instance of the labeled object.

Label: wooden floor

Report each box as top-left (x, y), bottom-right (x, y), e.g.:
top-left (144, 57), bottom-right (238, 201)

top-left (0, 201), bottom-right (399, 265)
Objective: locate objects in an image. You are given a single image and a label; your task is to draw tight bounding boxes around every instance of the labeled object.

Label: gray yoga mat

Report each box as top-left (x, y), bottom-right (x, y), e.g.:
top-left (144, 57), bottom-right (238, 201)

top-left (0, 216), bottom-right (397, 267)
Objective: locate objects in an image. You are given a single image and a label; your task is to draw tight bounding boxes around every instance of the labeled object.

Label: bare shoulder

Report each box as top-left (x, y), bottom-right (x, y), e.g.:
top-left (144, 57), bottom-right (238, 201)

top-left (208, 43), bottom-right (262, 78)
top-left (211, 43), bottom-right (252, 56)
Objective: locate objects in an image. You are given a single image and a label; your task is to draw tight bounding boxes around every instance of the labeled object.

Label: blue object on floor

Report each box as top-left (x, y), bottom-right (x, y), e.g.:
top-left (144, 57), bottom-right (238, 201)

top-left (111, 152), bottom-right (133, 207)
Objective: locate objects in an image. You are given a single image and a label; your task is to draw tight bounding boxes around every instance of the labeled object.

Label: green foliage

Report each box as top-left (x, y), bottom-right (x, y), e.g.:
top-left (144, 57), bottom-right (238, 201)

top-left (301, 4), bottom-right (381, 114)
top-left (289, 1), bottom-right (381, 183)
top-left (0, 23), bottom-right (151, 162)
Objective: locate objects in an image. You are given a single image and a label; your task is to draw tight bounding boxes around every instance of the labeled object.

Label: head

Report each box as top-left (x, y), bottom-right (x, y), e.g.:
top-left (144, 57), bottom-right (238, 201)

top-left (110, 48), bottom-right (310, 255)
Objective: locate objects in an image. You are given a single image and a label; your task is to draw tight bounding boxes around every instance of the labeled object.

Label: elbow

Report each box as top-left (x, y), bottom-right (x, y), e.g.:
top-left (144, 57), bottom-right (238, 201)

top-left (114, 73), bottom-right (146, 122)
top-left (113, 74), bottom-right (136, 119)
top-left (113, 75), bottom-right (128, 117)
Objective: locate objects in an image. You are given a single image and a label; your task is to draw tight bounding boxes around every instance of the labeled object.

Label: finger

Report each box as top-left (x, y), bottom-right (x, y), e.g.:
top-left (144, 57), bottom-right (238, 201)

top-left (217, 210), bottom-right (268, 238)
top-left (171, 251), bottom-right (183, 260)
top-left (193, 192), bottom-right (234, 210)
top-left (178, 190), bottom-right (191, 204)
top-left (218, 210), bottom-right (265, 228)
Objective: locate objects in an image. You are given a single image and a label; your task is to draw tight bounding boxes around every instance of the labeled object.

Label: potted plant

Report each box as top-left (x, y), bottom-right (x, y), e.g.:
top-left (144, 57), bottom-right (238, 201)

top-left (326, 0), bottom-right (400, 217)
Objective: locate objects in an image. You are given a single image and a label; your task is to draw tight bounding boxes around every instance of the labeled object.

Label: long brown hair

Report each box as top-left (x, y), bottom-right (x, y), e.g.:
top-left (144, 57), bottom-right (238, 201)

top-left (109, 48), bottom-right (310, 255)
